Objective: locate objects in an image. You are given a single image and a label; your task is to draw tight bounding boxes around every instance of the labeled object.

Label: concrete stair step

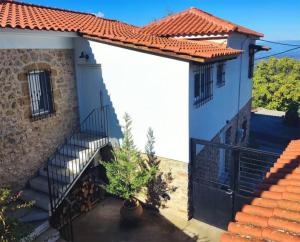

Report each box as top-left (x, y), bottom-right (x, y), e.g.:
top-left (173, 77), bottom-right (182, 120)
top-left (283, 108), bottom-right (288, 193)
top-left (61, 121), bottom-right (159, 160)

top-left (30, 176), bottom-right (66, 196)
top-left (30, 177), bottom-right (50, 194)
top-left (50, 154), bottom-right (81, 169)
top-left (59, 144), bottom-right (91, 160)
top-left (19, 207), bottom-right (48, 223)
top-left (21, 189), bottom-right (49, 211)
top-left (35, 226), bottom-right (60, 242)
top-left (39, 166), bottom-right (75, 184)
top-left (21, 220), bottom-right (50, 242)
top-left (68, 132), bottom-right (105, 149)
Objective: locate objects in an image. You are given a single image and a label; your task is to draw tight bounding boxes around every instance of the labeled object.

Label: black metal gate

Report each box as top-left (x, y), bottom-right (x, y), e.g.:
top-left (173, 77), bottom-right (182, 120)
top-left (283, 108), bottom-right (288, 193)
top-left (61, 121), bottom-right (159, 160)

top-left (190, 139), bottom-right (280, 229)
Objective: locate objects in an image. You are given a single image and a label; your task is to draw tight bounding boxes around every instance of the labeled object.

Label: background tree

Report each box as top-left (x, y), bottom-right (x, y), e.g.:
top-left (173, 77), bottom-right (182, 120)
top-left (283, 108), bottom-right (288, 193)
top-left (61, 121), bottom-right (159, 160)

top-left (253, 57), bottom-right (300, 112)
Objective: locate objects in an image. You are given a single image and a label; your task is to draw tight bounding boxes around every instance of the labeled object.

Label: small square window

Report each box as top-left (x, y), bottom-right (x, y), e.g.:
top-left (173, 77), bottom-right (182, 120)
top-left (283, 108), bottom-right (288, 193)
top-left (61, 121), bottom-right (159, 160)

top-left (27, 70), bottom-right (55, 120)
top-left (217, 62), bottom-right (225, 87)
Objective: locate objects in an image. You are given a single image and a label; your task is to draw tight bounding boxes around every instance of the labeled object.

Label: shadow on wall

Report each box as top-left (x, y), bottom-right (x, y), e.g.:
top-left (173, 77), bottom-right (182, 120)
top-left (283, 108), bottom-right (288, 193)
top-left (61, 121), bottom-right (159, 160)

top-left (75, 39), bottom-right (123, 145)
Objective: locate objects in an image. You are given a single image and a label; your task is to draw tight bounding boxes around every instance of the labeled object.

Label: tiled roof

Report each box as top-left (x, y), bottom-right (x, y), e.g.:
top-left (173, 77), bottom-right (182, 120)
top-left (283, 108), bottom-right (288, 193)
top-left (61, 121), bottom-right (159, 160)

top-left (221, 140), bottom-right (300, 242)
top-left (141, 7), bottom-right (263, 38)
top-left (0, 0), bottom-right (242, 62)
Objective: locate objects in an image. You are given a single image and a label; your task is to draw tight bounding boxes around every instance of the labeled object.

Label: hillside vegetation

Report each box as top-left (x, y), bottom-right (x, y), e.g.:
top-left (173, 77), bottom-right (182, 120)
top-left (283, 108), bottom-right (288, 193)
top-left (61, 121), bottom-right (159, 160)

top-left (253, 57), bottom-right (300, 112)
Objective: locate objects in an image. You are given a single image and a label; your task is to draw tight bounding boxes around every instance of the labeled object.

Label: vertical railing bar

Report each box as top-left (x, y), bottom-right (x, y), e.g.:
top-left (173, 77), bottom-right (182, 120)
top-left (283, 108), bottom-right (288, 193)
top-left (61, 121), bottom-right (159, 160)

top-left (33, 70), bottom-right (40, 117)
top-left (42, 70), bottom-right (50, 114)
top-left (46, 161), bottom-right (53, 215)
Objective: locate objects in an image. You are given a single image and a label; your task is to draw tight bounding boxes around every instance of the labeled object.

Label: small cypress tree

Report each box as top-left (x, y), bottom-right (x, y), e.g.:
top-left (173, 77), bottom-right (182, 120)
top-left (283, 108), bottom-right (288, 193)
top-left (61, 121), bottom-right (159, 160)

top-left (145, 128), bottom-right (176, 209)
top-left (102, 114), bottom-right (153, 203)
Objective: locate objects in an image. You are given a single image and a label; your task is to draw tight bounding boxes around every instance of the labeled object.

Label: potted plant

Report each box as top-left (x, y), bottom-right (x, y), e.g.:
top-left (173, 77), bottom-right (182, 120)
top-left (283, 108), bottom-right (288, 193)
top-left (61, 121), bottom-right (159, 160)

top-left (102, 114), bottom-right (154, 222)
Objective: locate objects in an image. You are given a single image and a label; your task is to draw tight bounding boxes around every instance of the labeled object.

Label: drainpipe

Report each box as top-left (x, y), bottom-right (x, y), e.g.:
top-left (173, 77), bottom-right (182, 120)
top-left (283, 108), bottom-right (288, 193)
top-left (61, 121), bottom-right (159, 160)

top-left (235, 35), bottom-right (250, 144)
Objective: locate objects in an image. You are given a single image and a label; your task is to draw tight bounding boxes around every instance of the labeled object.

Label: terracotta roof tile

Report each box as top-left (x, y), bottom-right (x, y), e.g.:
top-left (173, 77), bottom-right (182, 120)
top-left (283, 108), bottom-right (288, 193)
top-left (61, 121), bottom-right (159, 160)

top-left (221, 140), bottom-right (300, 242)
top-left (0, 1), bottom-right (242, 62)
top-left (141, 7), bottom-right (263, 38)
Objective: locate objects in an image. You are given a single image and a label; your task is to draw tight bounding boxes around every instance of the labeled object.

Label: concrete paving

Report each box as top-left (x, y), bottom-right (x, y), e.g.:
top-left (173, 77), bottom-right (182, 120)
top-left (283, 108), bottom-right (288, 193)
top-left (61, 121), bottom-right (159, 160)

top-left (72, 197), bottom-right (223, 242)
top-left (250, 109), bottom-right (300, 153)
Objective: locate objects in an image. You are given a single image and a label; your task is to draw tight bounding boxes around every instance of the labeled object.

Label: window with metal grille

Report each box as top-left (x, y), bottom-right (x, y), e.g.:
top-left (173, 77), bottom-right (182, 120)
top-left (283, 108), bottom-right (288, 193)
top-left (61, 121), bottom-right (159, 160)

top-left (27, 70), bottom-right (54, 119)
top-left (217, 62), bottom-right (225, 87)
top-left (194, 64), bottom-right (213, 107)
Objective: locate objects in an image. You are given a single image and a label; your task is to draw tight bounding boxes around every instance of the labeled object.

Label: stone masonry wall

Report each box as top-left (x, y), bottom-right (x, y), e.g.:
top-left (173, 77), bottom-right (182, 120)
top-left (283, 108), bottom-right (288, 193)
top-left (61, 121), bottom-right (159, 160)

top-left (0, 49), bottom-right (78, 189)
top-left (158, 157), bottom-right (189, 220)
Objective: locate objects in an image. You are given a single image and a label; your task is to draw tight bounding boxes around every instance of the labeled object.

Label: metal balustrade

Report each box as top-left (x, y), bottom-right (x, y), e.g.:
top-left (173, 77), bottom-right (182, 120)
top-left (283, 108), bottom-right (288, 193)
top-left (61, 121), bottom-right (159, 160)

top-left (190, 138), bottom-right (280, 228)
top-left (46, 106), bottom-right (109, 216)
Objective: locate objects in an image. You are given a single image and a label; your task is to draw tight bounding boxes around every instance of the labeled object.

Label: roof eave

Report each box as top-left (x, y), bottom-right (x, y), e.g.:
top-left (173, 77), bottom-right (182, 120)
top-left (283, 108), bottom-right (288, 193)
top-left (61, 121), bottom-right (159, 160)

top-left (233, 29), bottom-right (264, 38)
top-left (201, 53), bottom-right (241, 63)
top-left (83, 34), bottom-right (240, 63)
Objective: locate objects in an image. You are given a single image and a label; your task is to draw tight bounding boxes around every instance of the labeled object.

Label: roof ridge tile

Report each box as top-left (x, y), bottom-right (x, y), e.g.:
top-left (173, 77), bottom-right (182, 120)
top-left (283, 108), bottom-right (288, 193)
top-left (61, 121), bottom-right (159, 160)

top-left (141, 6), bottom-right (263, 37)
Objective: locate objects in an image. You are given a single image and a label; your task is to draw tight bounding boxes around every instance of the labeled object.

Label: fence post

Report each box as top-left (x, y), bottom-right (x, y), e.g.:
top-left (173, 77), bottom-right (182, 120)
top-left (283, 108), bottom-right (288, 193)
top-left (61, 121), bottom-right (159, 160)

top-left (230, 148), bottom-right (240, 219)
top-left (188, 138), bottom-right (196, 220)
top-left (46, 161), bottom-right (54, 218)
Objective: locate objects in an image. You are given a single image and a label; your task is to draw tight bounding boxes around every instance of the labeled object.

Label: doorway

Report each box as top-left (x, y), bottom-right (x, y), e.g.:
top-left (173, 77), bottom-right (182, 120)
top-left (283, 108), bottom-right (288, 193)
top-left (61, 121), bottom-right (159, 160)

top-left (77, 64), bottom-right (103, 122)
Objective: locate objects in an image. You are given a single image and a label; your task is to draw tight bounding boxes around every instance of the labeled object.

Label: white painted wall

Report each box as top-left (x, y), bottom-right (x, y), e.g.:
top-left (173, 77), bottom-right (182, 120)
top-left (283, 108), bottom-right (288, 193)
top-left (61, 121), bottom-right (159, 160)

top-left (189, 33), bottom-right (256, 143)
top-left (227, 33), bottom-right (256, 108)
top-left (0, 29), bottom-right (255, 163)
top-left (0, 29), bottom-right (75, 49)
top-left (74, 38), bottom-right (190, 163)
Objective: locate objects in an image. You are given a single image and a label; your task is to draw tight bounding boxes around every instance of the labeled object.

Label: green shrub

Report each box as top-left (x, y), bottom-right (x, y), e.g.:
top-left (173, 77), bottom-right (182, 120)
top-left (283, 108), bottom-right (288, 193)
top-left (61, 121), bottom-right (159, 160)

top-left (0, 188), bottom-right (33, 242)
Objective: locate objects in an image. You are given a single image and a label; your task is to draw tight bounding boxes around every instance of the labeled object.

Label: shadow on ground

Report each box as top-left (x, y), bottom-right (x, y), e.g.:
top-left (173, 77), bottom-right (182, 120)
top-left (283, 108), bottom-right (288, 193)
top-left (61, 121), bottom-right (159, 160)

top-left (250, 111), bottom-right (300, 153)
top-left (72, 197), bottom-right (218, 242)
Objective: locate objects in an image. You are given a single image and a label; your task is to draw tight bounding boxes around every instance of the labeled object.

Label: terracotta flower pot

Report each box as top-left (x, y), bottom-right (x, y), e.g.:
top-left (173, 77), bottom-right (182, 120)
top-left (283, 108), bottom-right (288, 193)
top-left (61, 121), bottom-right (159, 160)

top-left (120, 199), bottom-right (143, 222)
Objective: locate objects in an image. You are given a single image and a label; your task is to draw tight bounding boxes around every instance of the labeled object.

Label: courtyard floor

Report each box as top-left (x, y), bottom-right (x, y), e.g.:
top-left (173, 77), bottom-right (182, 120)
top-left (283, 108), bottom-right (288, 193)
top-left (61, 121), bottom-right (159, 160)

top-left (250, 108), bottom-right (300, 153)
top-left (72, 197), bottom-right (223, 242)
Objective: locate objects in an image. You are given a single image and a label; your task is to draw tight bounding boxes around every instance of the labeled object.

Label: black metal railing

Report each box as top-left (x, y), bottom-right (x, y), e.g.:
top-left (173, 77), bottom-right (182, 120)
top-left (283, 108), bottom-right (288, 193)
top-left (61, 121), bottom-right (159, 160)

top-left (56, 199), bottom-right (74, 242)
top-left (190, 138), bottom-right (280, 196)
top-left (189, 138), bottom-right (281, 227)
top-left (46, 106), bottom-right (109, 216)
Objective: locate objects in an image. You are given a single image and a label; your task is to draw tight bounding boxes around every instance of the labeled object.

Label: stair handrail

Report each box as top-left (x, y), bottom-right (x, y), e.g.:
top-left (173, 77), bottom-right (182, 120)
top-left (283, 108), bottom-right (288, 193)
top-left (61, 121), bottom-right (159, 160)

top-left (46, 105), bottom-right (109, 215)
top-left (46, 108), bottom-right (97, 162)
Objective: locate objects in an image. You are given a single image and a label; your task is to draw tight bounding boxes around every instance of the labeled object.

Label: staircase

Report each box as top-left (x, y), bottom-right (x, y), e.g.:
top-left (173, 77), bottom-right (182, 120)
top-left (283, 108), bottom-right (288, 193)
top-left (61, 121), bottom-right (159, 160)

top-left (19, 106), bottom-right (109, 229)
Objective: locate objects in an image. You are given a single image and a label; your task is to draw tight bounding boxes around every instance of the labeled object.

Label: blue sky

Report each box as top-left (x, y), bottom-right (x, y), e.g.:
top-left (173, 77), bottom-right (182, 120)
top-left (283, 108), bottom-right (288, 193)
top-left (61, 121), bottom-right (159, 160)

top-left (21, 0), bottom-right (300, 40)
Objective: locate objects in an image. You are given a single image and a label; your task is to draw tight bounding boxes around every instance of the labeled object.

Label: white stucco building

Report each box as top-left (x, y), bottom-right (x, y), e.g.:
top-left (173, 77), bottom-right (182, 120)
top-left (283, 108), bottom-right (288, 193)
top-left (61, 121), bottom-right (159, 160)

top-left (0, 1), bottom-right (268, 231)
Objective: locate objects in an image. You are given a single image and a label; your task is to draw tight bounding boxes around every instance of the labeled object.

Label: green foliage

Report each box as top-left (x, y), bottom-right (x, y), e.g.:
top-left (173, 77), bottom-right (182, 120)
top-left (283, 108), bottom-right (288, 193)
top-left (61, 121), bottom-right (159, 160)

top-left (102, 114), bottom-right (154, 201)
top-left (0, 188), bottom-right (33, 242)
top-left (145, 128), bottom-right (176, 209)
top-left (253, 57), bottom-right (300, 112)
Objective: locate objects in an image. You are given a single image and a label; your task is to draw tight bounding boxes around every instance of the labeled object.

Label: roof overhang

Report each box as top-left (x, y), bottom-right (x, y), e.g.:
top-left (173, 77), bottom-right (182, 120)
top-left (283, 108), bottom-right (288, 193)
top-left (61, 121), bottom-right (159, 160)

top-left (83, 34), bottom-right (241, 64)
top-left (250, 44), bottom-right (271, 53)
top-left (0, 28), bottom-right (78, 38)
